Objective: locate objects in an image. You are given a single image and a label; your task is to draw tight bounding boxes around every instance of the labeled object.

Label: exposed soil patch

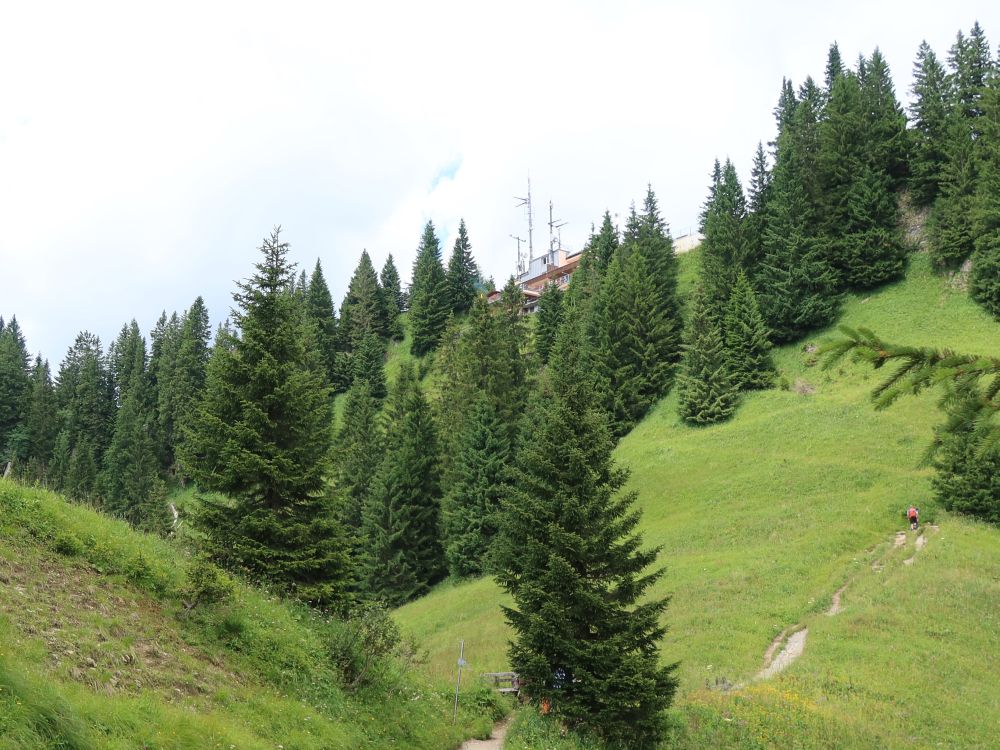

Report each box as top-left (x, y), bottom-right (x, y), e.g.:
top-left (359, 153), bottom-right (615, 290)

top-left (793, 379), bottom-right (816, 396)
top-left (459, 717), bottom-right (512, 750)
top-left (757, 628), bottom-right (808, 680)
top-left (0, 547), bottom-right (242, 701)
top-left (826, 583), bottom-right (849, 616)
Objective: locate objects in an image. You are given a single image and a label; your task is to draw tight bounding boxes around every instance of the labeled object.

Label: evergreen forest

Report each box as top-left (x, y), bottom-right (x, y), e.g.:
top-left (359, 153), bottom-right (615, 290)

top-left (1, 20), bottom-right (999, 750)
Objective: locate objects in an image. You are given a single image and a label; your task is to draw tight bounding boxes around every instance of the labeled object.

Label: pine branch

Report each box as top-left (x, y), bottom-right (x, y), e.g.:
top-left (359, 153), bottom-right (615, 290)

top-left (821, 326), bottom-right (1000, 457)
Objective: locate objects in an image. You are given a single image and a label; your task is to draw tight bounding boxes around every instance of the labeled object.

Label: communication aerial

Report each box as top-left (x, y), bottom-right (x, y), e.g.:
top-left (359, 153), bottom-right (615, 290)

top-left (547, 200), bottom-right (567, 259)
top-left (514, 176), bottom-right (535, 268)
top-left (510, 234), bottom-right (526, 276)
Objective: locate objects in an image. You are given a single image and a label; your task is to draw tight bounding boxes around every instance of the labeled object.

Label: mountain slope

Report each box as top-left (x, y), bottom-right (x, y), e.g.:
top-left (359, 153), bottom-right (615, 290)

top-left (0, 482), bottom-right (498, 750)
top-left (394, 251), bottom-right (1000, 748)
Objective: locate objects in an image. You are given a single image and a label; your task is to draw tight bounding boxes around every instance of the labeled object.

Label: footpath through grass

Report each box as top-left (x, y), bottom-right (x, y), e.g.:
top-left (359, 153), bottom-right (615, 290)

top-left (395, 252), bottom-right (1000, 748)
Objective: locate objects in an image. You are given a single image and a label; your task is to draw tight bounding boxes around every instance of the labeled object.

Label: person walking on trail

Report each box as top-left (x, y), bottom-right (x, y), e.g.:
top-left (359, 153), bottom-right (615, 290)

top-left (907, 505), bottom-right (919, 530)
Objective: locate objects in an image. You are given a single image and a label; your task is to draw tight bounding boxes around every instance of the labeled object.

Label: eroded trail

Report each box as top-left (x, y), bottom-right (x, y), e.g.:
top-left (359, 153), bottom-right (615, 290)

top-left (459, 717), bottom-right (512, 750)
top-left (754, 526), bottom-right (938, 681)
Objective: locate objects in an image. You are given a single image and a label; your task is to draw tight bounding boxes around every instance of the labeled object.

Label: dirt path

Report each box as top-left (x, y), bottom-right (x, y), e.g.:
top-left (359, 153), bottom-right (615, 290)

top-left (757, 628), bottom-right (808, 680)
top-left (755, 526), bottom-right (938, 681)
top-left (826, 583), bottom-right (848, 616)
top-left (458, 718), bottom-right (512, 750)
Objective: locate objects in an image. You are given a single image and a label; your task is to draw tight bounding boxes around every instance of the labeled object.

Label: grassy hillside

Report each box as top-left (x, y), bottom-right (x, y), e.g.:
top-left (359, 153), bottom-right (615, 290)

top-left (0, 482), bottom-right (500, 749)
top-left (395, 251), bottom-right (1000, 748)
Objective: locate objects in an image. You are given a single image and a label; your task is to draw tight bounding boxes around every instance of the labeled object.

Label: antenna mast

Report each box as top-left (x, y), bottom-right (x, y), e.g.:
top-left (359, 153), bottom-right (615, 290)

top-left (547, 200), bottom-right (567, 260)
top-left (510, 234), bottom-right (526, 276)
top-left (514, 176), bottom-right (534, 266)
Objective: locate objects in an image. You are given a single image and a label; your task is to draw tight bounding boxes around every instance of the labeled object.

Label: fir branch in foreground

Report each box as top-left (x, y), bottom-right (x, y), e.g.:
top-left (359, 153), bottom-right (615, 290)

top-left (821, 325), bottom-right (1000, 458)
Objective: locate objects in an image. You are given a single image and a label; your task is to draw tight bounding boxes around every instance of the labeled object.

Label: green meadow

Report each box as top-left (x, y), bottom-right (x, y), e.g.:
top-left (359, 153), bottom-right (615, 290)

top-left (395, 251), bottom-right (1000, 748)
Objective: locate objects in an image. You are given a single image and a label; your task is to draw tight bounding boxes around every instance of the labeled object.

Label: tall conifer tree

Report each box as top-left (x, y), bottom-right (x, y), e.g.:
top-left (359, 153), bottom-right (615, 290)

top-left (171, 298), bottom-right (212, 477)
top-left (0, 317), bottom-right (30, 462)
top-left (700, 158), bottom-right (748, 302)
top-left (441, 397), bottom-right (511, 578)
top-left (445, 219), bottom-right (479, 315)
top-left (304, 262), bottom-right (342, 390)
top-left (182, 228), bottom-right (353, 609)
top-left (743, 142), bottom-right (772, 280)
top-left (24, 357), bottom-right (58, 480)
top-left (380, 254), bottom-right (405, 340)
top-left (334, 381), bottom-right (383, 530)
top-left (970, 78), bottom-right (1000, 318)
top-left (409, 222), bottom-right (450, 356)
top-left (909, 41), bottom-right (951, 206)
top-left (492, 319), bottom-right (678, 747)
top-left (362, 363), bottom-right (443, 604)
top-left (723, 271), bottom-right (775, 391)
top-left (534, 282), bottom-right (564, 365)
top-left (677, 288), bottom-right (740, 425)
top-left (340, 250), bottom-right (389, 345)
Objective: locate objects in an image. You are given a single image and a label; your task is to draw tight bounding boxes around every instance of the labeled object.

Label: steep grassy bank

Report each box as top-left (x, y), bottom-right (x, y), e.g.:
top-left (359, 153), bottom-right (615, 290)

top-left (0, 481), bottom-right (499, 749)
top-left (395, 252), bottom-right (1000, 748)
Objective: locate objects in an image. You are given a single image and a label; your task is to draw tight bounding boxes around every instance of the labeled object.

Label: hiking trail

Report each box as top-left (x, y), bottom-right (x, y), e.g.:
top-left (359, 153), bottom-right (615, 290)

top-left (458, 717), bottom-right (512, 750)
top-left (754, 526), bottom-right (938, 681)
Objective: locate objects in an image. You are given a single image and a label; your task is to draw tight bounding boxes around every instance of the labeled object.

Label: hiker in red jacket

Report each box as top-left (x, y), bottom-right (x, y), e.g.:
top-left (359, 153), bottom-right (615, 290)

top-left (907, 505), bottom-right (919, 530)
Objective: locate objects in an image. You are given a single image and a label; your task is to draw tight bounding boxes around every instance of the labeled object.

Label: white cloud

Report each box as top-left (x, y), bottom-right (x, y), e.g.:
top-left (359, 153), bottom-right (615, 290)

top-left (0, 0), bottom-right (996, 361)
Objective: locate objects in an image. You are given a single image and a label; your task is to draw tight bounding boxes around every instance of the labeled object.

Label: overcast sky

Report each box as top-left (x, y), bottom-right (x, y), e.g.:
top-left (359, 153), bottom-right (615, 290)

top-left (2, 1), bottom-right (997, 364)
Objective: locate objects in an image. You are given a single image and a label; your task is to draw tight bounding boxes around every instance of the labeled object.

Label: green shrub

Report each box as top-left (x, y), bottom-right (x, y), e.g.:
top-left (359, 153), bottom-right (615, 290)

top-left (52, 532), bottom-right (83, 557)
top-left (327, 601), bottom-right (401, 690)
top-left (180, 555), bottom-right (235, 611)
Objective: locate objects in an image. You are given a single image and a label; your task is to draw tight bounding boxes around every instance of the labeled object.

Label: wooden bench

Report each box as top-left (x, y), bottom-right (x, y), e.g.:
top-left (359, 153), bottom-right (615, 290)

top-left (481, 671), bottom-right (520, 695)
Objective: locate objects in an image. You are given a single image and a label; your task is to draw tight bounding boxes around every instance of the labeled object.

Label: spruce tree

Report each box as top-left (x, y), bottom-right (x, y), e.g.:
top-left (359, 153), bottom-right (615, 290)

top-left (928, 113), bottom-right (979, 270)
top-left (723, 271), bottom-right (775, 391)
top-left (445, 218), bottom-right (479, 315)
top-left (55, 331), bottom-right (115, 487)
top-left (24, 357), bottom-right (58, 480)
top-left (534, 282), bottom-right (564, 365)
top-left (109, 321), bottom-right (146, 407)
top-left (351, 332), bottom-right (387, 400)
top-left (698, 159), bottom-right (722, 233)
top-left (700, 158), bottom-right (748, 302)
top-left (340, 250), bottom-right (389, 346)
top-left (49, 429), bottom-right (71, 493)
top-left (492, 319), bottom-right (678, 748)
top-left (182, 228), bottom-right (353, 610)
top-left (409, 221), bottom-right (450, 356)
top-left (171, 297), bottom-right (212, 477)
top-left (441, 397), bottom-right (511, 578)
top-left (758, 99), bottom-right (840, 341)
top-left (362, 363), bottom-right (443, 604)
top-left (593, 247), bottom-right (676, 435)
top-left (0, 317), bottom-right (30, 461)
top-left (773, 77), bottom-right (798, 134)
top-left (859, 48), bottom-right (909, 187)
top-left (334, 381), bottom-right (383, 530)
top-left (379, 254), bottom-right (405, 340)
top-left (909, 41), bottom-right (951, 206)
top-left (68, 438), bottom-right (98, 503)
top-left (150, 312), bottom-right (182, 470)
top-left (948, 23), bottom-right (993, 128)
top-left (970, 78), bottom-right (1000, 318)
top-left (101, 366), bottom-right (167, 532)
top-left (743, 142), bottom-right (772, 280)
top-left (434, 290), bottom-right (527, 494)
top-left (635, 185), bottom-right (682, 374)
top-left (824, 41), bottom-right (844, 94)
top-left (586, 211), bottom-right (620, 274)
top-left (304, 262), bottom-right (343, 390)
top-left (934, 431), bottom-right (1000, 524)
top-left (677, 288), bottom-right (740, 425)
